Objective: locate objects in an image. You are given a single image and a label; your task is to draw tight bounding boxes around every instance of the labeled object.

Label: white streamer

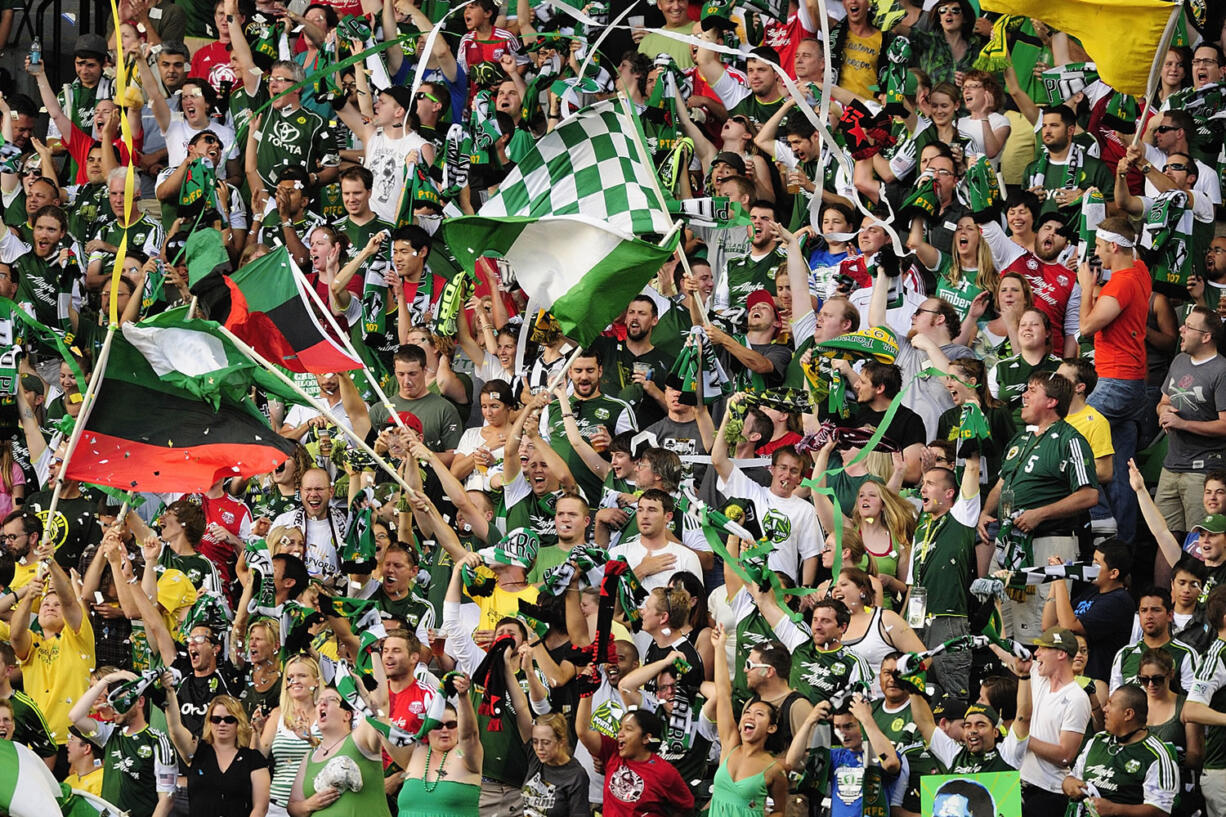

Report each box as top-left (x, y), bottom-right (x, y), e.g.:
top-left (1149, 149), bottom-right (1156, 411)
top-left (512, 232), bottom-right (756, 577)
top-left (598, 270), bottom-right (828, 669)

top-left (410, 0), bottom-right (477, 100)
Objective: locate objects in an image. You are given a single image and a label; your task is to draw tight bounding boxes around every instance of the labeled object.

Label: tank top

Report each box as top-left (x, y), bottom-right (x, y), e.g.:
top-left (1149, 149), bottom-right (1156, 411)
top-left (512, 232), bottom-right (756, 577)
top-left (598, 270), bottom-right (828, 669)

top-left (269, 718), bottom-right (313, 807)
top-left (844, 608), bottom-right (896, 681)
top-left (301, 733), bottom-right (391, 817)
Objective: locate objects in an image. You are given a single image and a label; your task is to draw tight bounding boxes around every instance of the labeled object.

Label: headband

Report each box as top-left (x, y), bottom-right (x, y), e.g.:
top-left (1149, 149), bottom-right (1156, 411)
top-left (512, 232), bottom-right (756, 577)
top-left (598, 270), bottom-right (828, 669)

top-left (1096, 228), bottom-right (1134, 248)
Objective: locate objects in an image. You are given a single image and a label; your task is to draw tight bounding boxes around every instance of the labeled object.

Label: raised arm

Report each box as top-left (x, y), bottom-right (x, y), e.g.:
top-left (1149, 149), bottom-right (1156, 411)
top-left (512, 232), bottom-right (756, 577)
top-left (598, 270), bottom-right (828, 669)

top-left (712, 624), bottom-right (739, 758)
top-left (551, 383), bottom-right (610, 480)
top-left (1128, 458), bottom-right (1181, 568)
top-left (26, 58), bottom-right (74, 143)
top-left (160, 673), bottom-right (200, 761)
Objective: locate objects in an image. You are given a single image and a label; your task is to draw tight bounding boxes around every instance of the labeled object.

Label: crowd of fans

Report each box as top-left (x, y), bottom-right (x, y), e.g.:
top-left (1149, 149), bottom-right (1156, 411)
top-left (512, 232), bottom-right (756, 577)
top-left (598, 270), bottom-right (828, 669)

top-left (3, 1), bottom-right (1226, 817)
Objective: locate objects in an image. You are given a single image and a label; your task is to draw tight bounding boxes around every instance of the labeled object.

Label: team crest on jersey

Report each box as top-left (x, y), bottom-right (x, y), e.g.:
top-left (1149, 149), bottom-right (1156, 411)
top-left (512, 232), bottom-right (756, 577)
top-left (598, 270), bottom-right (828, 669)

top-left (137, 744), bottom-right (152, 758)
top-left (222, 510), bottom-right (235, 525)
top-left (1058, 275), bottom-right (1069, 286)
top-left (594, 407), bottom-right (610, 420)
top-left (1125, 759), bottom-right (1141, 774)
top-left (1006, 445), bottom-right (1020, 460)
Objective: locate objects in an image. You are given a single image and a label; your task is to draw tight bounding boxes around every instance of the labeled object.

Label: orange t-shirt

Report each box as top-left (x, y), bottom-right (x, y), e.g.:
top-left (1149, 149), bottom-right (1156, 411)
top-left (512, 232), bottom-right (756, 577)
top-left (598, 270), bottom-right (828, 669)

top-left (1093, 259), bottom-right (1151, 380)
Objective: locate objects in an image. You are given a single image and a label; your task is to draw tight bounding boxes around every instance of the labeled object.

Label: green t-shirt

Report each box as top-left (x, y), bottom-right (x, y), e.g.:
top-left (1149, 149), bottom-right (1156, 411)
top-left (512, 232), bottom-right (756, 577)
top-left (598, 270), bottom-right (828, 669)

top-left (526, 542), bottom-right (576, 585)
top-left (90, 214), bottom-right (165, 273)
top-left (472, 676), bottom-right (531, 785)
top-left (67, 183), bottom-right (108, 244)
top-left (1023, 151), bottom-right (1114, 217)
top-left (931, 253), bottom-right (985, 321)
top-left (158, 547), bottom-right (220, 593)
top-left (789, 642), bottom-right (872, 703)
top-left (371, 585), bottom-right (432, 630)
top-left (729, 93), bottom-right (786, 127)
top-left (7, 690), bottom-right (57, 759)
top-left (367, 392), bottom-right (462, 452)
top-left (496, 472), bottom-right (561, 548)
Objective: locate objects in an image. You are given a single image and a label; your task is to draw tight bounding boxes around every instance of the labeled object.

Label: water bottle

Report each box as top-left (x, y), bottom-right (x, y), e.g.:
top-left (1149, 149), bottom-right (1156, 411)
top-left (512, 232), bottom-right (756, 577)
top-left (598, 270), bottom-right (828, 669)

top-left (29, 37), bottom-right (41, 65)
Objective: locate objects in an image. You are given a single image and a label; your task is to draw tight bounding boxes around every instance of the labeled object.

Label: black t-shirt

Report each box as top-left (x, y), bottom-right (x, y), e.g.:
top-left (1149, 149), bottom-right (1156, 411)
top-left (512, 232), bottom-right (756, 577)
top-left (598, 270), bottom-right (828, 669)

top-left (186, 742), bottom-right (269, 817)
top-left (644, 637), bottom-right (704, 691)
top-left (172, 655), bottom-right (248, 736)
top-left (24, 489), bottom-right (103, 571)
top-left (1072, 585), bottom-right (1136, 682)
top-left (853, 403), bottom-right (928, 449)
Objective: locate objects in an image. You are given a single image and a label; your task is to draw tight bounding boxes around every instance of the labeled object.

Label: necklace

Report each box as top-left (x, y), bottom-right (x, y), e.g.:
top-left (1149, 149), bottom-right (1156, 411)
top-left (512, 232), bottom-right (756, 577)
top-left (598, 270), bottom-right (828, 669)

top-left (317, 734), bottom-right (347, 758)
top-left (423, 746), bottom-right (451, 792)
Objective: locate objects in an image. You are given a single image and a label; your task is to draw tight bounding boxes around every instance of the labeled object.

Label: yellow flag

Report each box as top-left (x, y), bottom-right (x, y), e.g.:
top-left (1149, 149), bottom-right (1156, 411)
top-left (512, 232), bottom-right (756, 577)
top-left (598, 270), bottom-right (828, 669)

top-left (979, 0), bottom-right (1178, 96)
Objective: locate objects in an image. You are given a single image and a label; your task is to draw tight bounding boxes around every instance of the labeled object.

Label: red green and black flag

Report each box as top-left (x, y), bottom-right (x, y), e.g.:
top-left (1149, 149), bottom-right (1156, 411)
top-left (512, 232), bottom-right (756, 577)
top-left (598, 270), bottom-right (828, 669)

top-left (185, 231), bottom-right (363, 374)
top-left (65, 318), bottom-right (297, 493)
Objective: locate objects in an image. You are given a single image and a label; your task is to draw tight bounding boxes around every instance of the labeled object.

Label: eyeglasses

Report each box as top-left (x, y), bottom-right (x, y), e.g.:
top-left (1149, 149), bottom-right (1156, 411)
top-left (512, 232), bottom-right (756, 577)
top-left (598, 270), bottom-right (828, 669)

top-left (414, 91), bottom-right (440, 103)
top-left (931, 169), bottom-right (955, 177)
top-left (1191, 58), bottom-right (1219, 66)
top-left (187, 635), bottom-right (216, 645)
top-left (1183, 324), bottom-right (1211, 335)
top-left (269, 75), bottom-right (295, 84)
top-left (914, 307), bottom-right (942, 316)
top-left (1208, 247), bottom-right (1226, 255)
top-left (430, 720), bottom-right (459, 730)
top-left (209, 715), bottom-right (239, 724)
top-left (1163, 163), bottom-right (1188, 172)
top-left (744, 659), bottom-right (772, 673)
top-left (1154, 125), bottom-right (1180, 133)
top-left (1136, 674), bottom-right (1167, 686)
top-left (0, 533), bottom-right (23, 542)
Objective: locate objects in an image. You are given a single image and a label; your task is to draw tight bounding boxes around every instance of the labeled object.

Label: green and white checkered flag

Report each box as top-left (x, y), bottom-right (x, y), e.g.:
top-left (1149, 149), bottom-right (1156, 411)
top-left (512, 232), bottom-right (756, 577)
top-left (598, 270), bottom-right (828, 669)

top-left (444, 97), bottom-right (680, 346)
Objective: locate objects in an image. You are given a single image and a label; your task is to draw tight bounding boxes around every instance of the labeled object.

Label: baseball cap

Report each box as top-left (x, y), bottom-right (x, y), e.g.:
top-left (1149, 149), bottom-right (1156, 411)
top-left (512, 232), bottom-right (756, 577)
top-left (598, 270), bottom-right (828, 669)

top-left (379, 86), bottom-right (415, 114)
top-left (700, 0), bottom-right (737, 31)
top-left (711, 152), bottom-right (746, 174)
top-left (20, 374), bottom-right (45, 395)
top-left (747, 288), bottom-right (777, 316)
top-left (387, 411), bottom-right (424, 437)
top-left (156, 568), bottom-right (198, 615)
top-left (1194, 514), bottom-right (1226, 534)
top-left (1033, 626), bottom-right (1078, 657)
top-left (962, 702), bottom-right (1000, 726)
top-left (74, 34), bottom-right (108, 61)
top-left (931, 694), bottom-right (967, 722)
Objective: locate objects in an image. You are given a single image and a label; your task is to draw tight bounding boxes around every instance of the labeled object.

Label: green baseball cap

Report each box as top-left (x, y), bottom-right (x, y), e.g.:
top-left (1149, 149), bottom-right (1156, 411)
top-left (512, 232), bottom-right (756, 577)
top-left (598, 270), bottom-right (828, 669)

top-left (700, 0), bottom-right (737, 31)
top-left (1194, 514), bottom-right (1226, 535)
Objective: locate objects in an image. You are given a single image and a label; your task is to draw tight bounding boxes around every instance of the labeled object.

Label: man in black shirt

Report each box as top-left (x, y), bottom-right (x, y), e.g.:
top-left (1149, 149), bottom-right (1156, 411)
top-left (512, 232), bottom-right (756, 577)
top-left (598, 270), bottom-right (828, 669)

top-left (852, 360), bottom-right (927, 483)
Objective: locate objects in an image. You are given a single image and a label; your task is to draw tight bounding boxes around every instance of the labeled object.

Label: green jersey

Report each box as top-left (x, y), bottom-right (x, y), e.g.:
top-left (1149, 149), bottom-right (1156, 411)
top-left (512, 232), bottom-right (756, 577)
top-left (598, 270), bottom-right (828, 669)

top-left (910, 504), bottom-right (977, 618)
top-left (496, 471), bottom-right (562, 548)
top-left (991, 352), bottom-right (1062, 425)
top-left (254, 105), bottom-right (340, 190)
top-left (371, 585), bottom-right (432, 630)
top-left (1110, 637), bottom-right (1199, 695)
top-left (543, 394), bottom-right (637, 503)
top-left (471, 674), bottom-right (531, 785)
top-left (931, 253), bottom-right (986, 321)
top-left (1189, 637), bottom-right (1226, 769)
top-left (927, 727), bottom-right (1023, 774)
top-left (778, 620), bottom-right (872, 703)
top-left (722, 246), bottom-right (785, 331)
top-left (5, 690), bottom-right (57, 759)
top-left (1068, 732), bottom-right (1178, 817)
top-left (14, 249), bottom-right (76, 342)
top-left (93, 722), bottom-right (178, 817)
top-left (158, 547), bottom-right (222, 595)
top-left (88, 214), bottom-right (164, 274)
top-left (67, 182), bottom-right (108, 244)
top-left (872, 700), bottom-right (922, 753)
top-left (998, 419), bottom-right (1098, 538)
top-left (256, 209), bottom-right (327, 251)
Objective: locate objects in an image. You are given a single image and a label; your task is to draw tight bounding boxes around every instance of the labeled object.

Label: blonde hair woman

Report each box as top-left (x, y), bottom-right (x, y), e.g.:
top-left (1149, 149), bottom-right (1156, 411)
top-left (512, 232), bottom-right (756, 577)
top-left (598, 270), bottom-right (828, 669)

top-left (258, 655), bottom-right (321, 817)
top-left (162, 689), bottom-right (271, 817)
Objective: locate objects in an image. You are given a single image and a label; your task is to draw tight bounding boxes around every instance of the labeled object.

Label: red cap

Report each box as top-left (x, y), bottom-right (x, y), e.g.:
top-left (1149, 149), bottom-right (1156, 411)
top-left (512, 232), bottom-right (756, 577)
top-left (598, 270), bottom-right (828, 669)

top-left (387, 411), bottom-right (424, 437)
top-left (746, 288), bottom-right (777, 316)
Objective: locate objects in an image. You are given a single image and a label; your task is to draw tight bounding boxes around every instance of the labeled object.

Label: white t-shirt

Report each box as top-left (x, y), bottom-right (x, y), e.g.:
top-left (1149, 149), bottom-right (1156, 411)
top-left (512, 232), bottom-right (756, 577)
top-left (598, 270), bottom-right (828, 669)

top-left (163, 116), bottom-right (237, 171)
top-left (283, 398), bottom-right (352, 438)
top-left (1142, 143), bottom-right (1223, 205)
top-left (271, 509), bottom-right (341, 579)
top-left (607, 538), bottom-right (702, 592)
top-left (1020, 669), bottom-right (1092, 792)
top-left (365, 128), bottom-right (429, 223)
top-left (957, 112), bottom-right (1011, 169)
top-left (717, 467), bottom-right (821, 582)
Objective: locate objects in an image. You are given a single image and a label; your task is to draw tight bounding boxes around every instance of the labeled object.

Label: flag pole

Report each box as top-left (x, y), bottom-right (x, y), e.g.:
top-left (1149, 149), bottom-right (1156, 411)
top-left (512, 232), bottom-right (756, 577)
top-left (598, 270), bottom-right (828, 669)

top-left (217, 325), bottom-right (420, 498)
top-left (287, 256), bottom-right (417, 438)
top-left (38, 326), bottom-right (118, 551)
top-left (1131, 2), bottom-right (1184, 147)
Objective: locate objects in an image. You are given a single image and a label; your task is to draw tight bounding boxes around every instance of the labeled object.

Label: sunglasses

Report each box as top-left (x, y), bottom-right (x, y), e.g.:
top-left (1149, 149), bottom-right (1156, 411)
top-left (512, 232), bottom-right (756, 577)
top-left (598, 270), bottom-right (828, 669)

top-left (430, 720), bottom-right (459, 731)
top-left (210, 715), bottom-right (239, 724)
top-left (197, 135), bottom-right (220, 146)
top-left (187, 634), bottom-right (216, 645)
top-left (1163, 163), bottom-right (1189, 172)
top-left (1154, 125), bottom-right (1180, 133)
top-left (1136, 674), bottom-right (1167, 686)
top-left (415, 91), bottom-right (439, 103)
top-left (936, 5), bottom-right (962, 13)
top-left (744, 659), bottom-right (771, 672)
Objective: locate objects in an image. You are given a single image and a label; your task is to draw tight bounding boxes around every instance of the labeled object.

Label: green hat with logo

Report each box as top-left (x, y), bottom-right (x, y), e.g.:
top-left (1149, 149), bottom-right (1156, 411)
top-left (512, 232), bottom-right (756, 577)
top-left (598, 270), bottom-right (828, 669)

top-left (700, 0), bottom-right (737, 31)
top-left (1033, 626), bottom-right (1078, 657)
top-left (1194, 514), bottom-right (1226, 534)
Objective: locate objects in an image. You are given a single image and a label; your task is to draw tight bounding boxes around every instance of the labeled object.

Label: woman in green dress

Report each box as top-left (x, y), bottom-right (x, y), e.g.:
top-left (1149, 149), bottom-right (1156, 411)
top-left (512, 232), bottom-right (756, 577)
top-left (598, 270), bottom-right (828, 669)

top-left (705, 624), bottom-right (789, 817)
top-left (390, 675), bottom-right (482, 817)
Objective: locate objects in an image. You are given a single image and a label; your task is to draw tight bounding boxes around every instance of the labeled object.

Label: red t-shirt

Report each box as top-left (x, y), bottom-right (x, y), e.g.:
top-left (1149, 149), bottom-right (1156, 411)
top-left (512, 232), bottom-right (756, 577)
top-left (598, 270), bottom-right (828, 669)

top-left (1094, 259), bottom-right (1151, 380)
top-left (597, 735), bottom-right (694, 817)
top-left (195, 492), bottom-right (253, 590)
top-left (190, 41), bottom-right (237, 94)
top-left (67, 122), bottom-right (141, 185)
top-left (384, 678), bottom-right (437, 767)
